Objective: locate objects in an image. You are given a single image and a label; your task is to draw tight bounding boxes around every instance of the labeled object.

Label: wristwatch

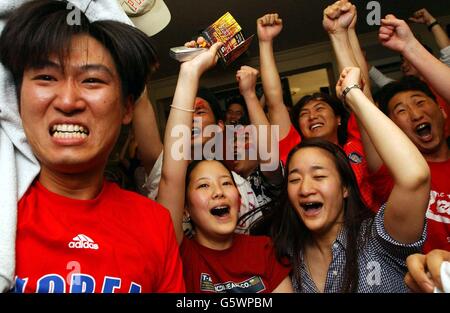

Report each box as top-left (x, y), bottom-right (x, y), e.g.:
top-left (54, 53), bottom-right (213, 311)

top-left (342, 84), bottom-right (362, 101)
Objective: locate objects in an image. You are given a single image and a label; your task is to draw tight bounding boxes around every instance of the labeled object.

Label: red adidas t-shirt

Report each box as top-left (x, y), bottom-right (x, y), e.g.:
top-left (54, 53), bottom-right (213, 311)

top-left (15, 180), bottom-right (185, 293)
top-left (369, 159), bottom-right (450, 253)
top-left (180, 234), bottom-right (290, 293)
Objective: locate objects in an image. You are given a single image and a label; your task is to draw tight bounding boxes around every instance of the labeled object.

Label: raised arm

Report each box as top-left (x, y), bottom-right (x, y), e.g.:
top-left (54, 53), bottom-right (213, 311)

top-left (323, 0), bottom-right (383, 172)
top-left (380, 14), bottom-right (450, 103)
top-left (257, 13), bottom-right (292, 140)
top-left (323, 1), bottom-right (358, 79)
top-left (132, 88), bottom-right (163, 174)
top-left (157, 42), bottom-right (222, 244)
top-left (237, 65), bottom-right (280, 182)
top-left (409, 8), bottom-right (450, 50)
top-left (336, 67), bottom-right (430, 244)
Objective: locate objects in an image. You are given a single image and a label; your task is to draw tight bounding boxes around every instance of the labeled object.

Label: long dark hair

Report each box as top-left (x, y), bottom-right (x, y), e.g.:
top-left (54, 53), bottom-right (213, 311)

top-left (270, 139), bottom-right (374, 292)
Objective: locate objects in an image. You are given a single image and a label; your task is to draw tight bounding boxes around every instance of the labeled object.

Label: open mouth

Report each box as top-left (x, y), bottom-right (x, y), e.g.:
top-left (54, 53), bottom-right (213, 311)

top-left (50, 124), bottom-right (89, 139)
top-left (310, 123), bottom-right (324, 131)
top-left (415, 123), bottom-right (432, 139)
top-left (192, 127), bottom-right (201, 138)
top-left (210, 205), bottom-right (230, 217)
top-left (300, 202), bottom-right (323, 213)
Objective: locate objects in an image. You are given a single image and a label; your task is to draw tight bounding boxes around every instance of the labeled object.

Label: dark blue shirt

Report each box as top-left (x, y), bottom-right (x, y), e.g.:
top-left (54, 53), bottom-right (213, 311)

top-left (293, 204), bottom-right (426, 293)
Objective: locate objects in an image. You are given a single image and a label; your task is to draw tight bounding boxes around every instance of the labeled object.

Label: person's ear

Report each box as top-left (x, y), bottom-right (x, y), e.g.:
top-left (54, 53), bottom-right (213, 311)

top-left (183, 207), bottom-right (191, 223)
top-left (343, 186), bottom-right (349, 199)
top-left (440, 106), bottom-right (448, 121)
top-left (122, 96), bottom-right (133, 125)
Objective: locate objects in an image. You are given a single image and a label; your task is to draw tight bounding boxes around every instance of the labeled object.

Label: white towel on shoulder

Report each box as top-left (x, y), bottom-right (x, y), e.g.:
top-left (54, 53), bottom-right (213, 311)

top-left (0, 0), bottom-right (133, 292)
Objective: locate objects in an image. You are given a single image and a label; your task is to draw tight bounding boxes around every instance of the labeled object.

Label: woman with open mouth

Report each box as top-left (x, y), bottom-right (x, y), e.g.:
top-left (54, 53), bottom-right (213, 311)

top-left (157, 40), bottom-right (293, 293)
top-left (270, 67), bottom-right (431, 293)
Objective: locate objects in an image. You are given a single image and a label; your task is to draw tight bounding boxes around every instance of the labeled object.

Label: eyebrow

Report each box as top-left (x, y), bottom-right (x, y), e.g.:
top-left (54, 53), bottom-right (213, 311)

top-left (196, 175), bottom-right (231, 181)
top-left (31, 60), bottom-right (114, 77)
top-left (392, 102), bottom-right (404, 111)
top-left (79, 64), bottom-right (114, 77)
top-left (392, 94), bottom-right (427, 110)
top-left (194, 104), bottom-right (209, 111)
top-left (288, 165), bottom-right (325, 175)
top-left (300, 101), bottom-right (326, 112)
top-left (410, 94), bottom-right (427, 99)
top-left (32, 60), bottom-right (60, 70)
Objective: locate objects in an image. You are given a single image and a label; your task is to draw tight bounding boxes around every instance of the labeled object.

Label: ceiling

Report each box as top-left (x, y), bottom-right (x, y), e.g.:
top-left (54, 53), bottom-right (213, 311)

top-left (149, 0), bottom-right (450, 80)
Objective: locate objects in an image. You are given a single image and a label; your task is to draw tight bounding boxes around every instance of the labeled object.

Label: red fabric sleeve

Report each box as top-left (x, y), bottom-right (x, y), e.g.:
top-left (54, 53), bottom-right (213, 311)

top-left (265, 238), bottom-right (291, 292)
top-left (368, 164), bottom-right (393, 206)
top-left (347, 113), bottom-right (361, 142)
top-left (278, 125), bottom-right (301, 166)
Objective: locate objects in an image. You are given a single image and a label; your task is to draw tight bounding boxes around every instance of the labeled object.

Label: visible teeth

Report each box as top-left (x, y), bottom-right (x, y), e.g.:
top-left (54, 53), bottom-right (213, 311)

top-left (52, 131), bottom-right (87, 139)
top-left (311, 124), bottom-right (322, 130)
top-left (192, 127), bottom-right (201, 137)
top-left (210, 206), bottom-right (230, 217)
top-left (417, 124), bottom-right (427, 130)
top-left (51, 124), bottom-right (88, 135)
top-left (301, 202), bottom-right (323, 211)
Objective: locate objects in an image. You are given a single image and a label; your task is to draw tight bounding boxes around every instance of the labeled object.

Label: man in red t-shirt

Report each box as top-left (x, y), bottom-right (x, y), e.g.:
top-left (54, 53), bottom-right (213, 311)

top-left (375, 76), bottom-right (449, 253)
top-left (0, 0), bottom-right (184, 293)
top-left (257, 13), bottom-right (380, 212)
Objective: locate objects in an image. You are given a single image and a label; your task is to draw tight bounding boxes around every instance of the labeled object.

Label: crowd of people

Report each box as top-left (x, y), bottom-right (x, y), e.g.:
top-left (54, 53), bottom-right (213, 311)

top-left (0, 0), bottom-right (448, 293)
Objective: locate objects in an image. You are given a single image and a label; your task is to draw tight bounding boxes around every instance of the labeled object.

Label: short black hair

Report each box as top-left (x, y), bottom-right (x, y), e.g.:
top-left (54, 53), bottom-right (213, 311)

top-left (377, 76), bottom-right (437, 115)
top-left (225, 95), bottom-right (250, 125)
top-left (0, 0), bottom-right (158, 103)
top-left (290, 92), bottom-right (348, 145)
top-left (197, 87), bottom-right (223, 122)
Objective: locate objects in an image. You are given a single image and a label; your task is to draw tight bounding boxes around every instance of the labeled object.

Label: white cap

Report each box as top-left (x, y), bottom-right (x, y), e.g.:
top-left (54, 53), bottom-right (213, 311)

top-left (118, 0), bottom-right (171, 36)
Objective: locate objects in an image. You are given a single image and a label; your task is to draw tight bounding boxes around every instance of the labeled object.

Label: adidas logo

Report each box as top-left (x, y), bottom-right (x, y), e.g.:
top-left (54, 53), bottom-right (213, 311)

top-left (68, 234), bottom-right (99, 250)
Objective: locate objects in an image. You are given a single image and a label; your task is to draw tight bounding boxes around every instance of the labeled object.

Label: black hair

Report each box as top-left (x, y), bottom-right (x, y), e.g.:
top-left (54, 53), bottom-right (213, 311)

top-left (197, 87), bottom-right (224, 122)
top-left (377, 76), bottom-right (437, 116)
top-left (290, 92), bottom-right (349, 145)
top-left (0, 0), bottom-right (158, 103)
top-left (270, 138), bottom-right (374, 292)
top-left (225, 95), bottom-right (250, 125)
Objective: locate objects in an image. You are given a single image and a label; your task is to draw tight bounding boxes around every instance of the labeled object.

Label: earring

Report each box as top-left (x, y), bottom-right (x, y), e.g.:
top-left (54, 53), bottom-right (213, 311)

top-left (183, 215), bottom-right (191, 223)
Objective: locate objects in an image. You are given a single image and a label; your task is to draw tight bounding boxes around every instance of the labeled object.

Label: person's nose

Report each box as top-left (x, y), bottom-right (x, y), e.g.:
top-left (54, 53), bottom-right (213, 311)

top-left (299, 176), bottom-right (316, 197)
top-left (53, 80), bottom-right (85, 115)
